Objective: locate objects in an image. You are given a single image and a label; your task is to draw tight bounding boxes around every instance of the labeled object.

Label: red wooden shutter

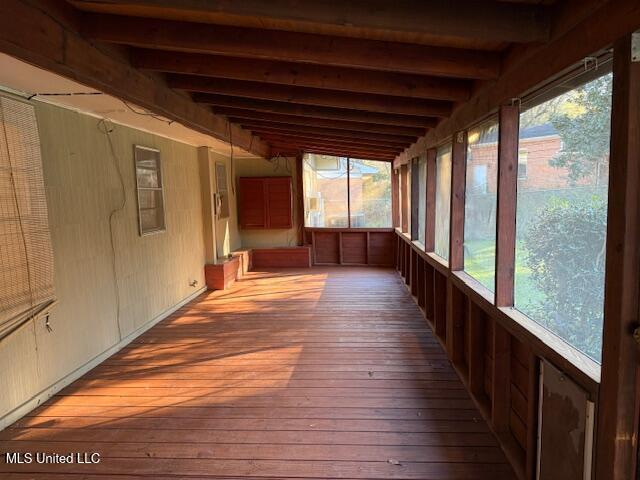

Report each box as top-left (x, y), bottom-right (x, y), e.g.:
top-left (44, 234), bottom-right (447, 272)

top-left (265, 177), bottom-right (292, 229)
top-left (239, 177), bottom-right (267, 229)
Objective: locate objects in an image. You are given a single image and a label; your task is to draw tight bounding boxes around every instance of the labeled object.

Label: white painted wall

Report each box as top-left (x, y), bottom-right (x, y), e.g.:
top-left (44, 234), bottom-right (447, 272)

top-left (0, 100), bottom-right (208, 427)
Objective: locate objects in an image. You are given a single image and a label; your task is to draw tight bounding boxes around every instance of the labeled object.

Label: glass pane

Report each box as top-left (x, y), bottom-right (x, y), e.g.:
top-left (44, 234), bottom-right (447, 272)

top-left (514, 72), bottom-right (612, 363)
top-left (417, 156), bottom-right (427, 245)
top-left (303, 154), bottom-right (349, 227)
top-left (138, 189), bottom-right (165, 233)
top-left (434, 144), bottom-right (452, 260)
top-left (464, 120), bottom-right (499, 291)
top-left (349, 159), bottom-right (392, 228)
top-left (135, 147), bottom-right (161, 188)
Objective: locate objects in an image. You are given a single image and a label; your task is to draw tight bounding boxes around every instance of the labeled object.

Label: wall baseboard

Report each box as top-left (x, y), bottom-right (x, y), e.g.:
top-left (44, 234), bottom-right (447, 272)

top-left (0, 286), bottom-right (207, 431)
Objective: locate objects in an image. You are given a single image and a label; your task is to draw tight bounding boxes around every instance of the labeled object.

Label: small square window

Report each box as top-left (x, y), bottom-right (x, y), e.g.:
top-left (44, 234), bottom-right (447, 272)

top-left (518, 150), bottom-right (528, 180)
top-left (134, 146), bottom-right (165, 235)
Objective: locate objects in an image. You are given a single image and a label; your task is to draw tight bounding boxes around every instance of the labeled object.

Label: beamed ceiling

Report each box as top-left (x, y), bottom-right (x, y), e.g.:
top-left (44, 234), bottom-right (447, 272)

top-left (65, 0), bottom-right (560, 161)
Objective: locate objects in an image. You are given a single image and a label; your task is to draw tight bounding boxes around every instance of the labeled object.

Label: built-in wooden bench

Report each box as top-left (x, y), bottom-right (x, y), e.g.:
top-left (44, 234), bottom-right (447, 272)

top-left (204, 246), bottom-right (311, 290)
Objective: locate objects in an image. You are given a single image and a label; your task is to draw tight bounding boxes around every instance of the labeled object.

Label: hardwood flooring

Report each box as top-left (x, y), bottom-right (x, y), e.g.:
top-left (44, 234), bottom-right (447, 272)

top-left (0, 267), bottom-right (515, 479)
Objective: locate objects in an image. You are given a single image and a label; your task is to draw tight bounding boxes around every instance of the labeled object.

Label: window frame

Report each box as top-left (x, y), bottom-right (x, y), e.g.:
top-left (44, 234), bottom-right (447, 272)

top-left (462, 116), bottom-right (500, 294)
top-left (394, 54), bottom-right (614, 387)
top-left (433, 141), bottom-right (453, 263)
top-left (302, 155), bottom-right (393, 230)
top-left (134, 145), bottom-right (166, 236)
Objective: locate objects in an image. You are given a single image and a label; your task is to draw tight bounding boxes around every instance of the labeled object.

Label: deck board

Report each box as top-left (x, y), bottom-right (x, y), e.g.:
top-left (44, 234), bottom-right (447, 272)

top-left (0, 267), bottom-right (515, 479)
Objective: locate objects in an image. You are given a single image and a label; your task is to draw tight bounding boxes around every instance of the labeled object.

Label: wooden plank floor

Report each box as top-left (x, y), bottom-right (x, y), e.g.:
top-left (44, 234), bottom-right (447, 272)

top-left (0, 267), bottom-right (515, 479)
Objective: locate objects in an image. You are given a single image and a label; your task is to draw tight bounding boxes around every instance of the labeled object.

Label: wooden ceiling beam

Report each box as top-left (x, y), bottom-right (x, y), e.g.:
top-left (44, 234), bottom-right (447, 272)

top-left (71, 0), bottom-right (550, 44)
top-left (249, 134), bottom-right (408, 152)
top-left (236, 121), bottom-right (414, 144)
top-left (132, 50), bottom-right (472, 102)
top-left (0, 0), bottom-right (270, 159)
top-left (82, 13), bottom-right (501, 79)
top-left (250, 131), bottom-right (408, 150)
top-left (194, 94), bottom-right (435, 128)
top-left (169, 75), bottom-right (453, 117)
top-left (266, 137), bottom-right (400, 151)
top-left (219, 109), bottom-right (426, 137)
top-left (269, 144), bottom-right (396, 161)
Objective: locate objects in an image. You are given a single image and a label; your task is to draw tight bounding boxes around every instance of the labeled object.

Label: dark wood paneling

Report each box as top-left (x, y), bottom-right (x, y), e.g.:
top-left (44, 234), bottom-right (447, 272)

top-left (411, 250), bottom-right (419, 296)
top-left (341, 232), bottom-right (367, 264)
top-left (417, 258), bottom-right (426, 308)
top-left (313, 231), bottom-right (340, 264)
top-left (433, 271), bottom-right (447, 341)
top-left (368, 232), bottom-right (395, 266)
top-left (447, 283), bottom-right (466, 366)
top-left (492, 322), bottom-right (512, 433)
top-left (468, 300), bottom-right (487, 402)
top-left (311, 229), bottom-right (394, 267)
top-left (425, 263), bottom-right (435, 323)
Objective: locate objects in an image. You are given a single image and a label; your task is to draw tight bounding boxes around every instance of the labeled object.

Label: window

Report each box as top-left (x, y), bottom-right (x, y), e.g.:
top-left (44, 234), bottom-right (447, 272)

top-left (215, 162), bottom-right (229, 219)
top-left (0, 95), bottom-right (54, 339)
top-left (134, 146), bottom-right (165, 235)
top-left (514, 71), bottom-right (612, 363)
top-left (464, 119), bottom-right (499, 292)
top-left (518, 150), bottom-right (528, 180)
top-left (303, 154), bottom-right (392, 228)
top-left (434, 143), bottom-right (452, 261)
top-left (303, 154), bottom-right (349, 227)
top-left (410, 157), bottom-right (420, 239)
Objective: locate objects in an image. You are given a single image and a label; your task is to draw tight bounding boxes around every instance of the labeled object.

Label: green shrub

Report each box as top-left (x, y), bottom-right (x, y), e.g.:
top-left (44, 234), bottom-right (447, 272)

top-left (522, 195), bottom-right (607, 360)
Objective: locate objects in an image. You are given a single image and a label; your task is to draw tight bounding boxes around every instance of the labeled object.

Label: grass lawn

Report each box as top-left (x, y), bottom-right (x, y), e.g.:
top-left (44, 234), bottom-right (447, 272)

top-left (463, 239), bottom-right (545, 308)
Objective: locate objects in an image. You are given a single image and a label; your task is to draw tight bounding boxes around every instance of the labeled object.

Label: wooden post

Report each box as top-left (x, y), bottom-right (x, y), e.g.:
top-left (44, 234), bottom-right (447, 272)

top-left (449, 131), bottom-right (467, 271)
top-left (595, 32), bottom-right (640, 480)
top-left (391, 168), bottom-right (400, 228)
top-left (494, 105), bottom-right (519, 306)
top-left (400, 164), bottom-right (409, 233)
top-left (295, 154), bottom-right (305, 246)
top-left (425, 148), bottom-right (437, 251)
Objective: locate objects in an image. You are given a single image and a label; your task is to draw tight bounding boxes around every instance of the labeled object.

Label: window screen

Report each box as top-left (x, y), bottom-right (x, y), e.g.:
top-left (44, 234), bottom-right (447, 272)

top-left (514, 71), bottom-right (612, 363)
top-left (0, 95), bottom-right (55, 339)
top-left (464, 119), bottom-right (499, 291)
top-left (434, 144), bottom-right (452, 261)
top-left (303, 154), bottom-right (391, 228)
top-left (134, 146), bottom-right (165, 235)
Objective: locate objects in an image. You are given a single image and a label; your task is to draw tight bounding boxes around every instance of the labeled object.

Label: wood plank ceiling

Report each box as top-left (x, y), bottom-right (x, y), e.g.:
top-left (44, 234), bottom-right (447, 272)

top-left (67, 0), bottom-right (557, 161)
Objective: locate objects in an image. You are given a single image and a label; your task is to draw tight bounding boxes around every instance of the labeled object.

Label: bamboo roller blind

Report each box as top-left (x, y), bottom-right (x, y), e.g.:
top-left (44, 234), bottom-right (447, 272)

top-left (0, 95), bottom-right (54, 339)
